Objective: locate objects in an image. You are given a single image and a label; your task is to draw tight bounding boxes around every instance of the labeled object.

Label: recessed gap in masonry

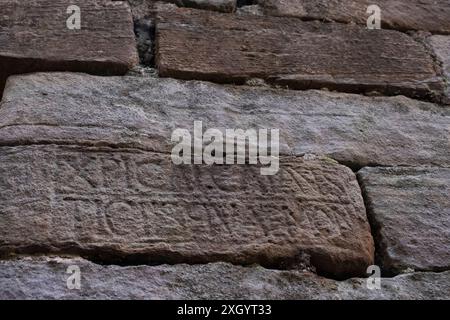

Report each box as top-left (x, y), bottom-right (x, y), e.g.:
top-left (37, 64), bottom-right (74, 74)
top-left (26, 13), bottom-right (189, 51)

top-left (236, 0), bottom-right (257, 8)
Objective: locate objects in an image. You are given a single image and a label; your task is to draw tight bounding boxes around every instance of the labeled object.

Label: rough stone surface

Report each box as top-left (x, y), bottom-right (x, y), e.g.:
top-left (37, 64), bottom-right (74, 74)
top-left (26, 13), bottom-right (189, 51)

top-left (125, 0), bottom-right (236, 20)
top-left (127, 0), bottom-right (240, 67)
top-left (0, 0), bottom-right (138, 97)
top-left (258, 0), bottom-right (450, 34)
top-left (156, 6), bottom-right (443, 101)
top-left (124, 0), bottom-right (156, 20)
top-left (0, 145), bottom-right (374, 278)
top-left (236, 4), bottom-right (264, 16)
top-left (1, 257), bottom-right (449, 300)
top-left (1, 0), bottom-right (448, 302)
top-left (358, 167), bottom-right (450, 274)
top-left (171, 0), bottom-right (236, 12)
top-left (429, 35), bottom-right (450, 104)
top-left (1, 72), bottom-right (449, 168)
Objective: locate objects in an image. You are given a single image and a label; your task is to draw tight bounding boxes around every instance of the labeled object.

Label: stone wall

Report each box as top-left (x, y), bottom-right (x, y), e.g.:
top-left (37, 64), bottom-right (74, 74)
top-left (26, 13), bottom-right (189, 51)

top-left (0, 0), bottom-right (449, 299)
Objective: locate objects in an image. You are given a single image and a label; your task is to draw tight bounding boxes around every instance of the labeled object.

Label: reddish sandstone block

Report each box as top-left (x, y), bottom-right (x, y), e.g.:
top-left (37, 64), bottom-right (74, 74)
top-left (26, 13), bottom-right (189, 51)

top-left (259, 0), bottom-right (450, 34)
top-left (0, 145), bottom-right (374, 278)
top-left (156, 6), bottom-right (443, 100)
top-left (0, 0), bottom-right (138, 96)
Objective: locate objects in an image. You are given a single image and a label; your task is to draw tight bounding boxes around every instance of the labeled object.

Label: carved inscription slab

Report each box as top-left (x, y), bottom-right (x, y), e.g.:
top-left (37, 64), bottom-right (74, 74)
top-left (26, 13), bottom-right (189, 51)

top-left (0, 145), bottom-right (374, 278)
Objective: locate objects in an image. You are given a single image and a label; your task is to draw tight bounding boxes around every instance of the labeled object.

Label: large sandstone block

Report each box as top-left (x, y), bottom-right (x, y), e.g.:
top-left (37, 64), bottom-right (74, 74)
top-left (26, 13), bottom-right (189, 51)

top-left (1, 257), bottom-right (449, 299)
top-left (1, 73), bottom-right (449, 168)
top-left (0, 0), bottom-right (138, 96)
top-left (0, 145), bottom-right (373, 278)
top-left (358, 167), bottom-right (450, 274)
top-left (429, 35), bottom-right (450, 104)
top-left (155, 6), bottom-right (443, 100)
top-left (258, 0), bottom-right (450, 34)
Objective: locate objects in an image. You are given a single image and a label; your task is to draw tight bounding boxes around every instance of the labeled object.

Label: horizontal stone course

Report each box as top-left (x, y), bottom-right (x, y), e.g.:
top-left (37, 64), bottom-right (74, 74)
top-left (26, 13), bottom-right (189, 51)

top-left (358, 167), bottom-right (450, 274)
top-left (156, 5), bottom-right (444, 101)
top-left (1, 72), bottom-right (449, 168)
top-left (1, 257), bottom-right (449, 299)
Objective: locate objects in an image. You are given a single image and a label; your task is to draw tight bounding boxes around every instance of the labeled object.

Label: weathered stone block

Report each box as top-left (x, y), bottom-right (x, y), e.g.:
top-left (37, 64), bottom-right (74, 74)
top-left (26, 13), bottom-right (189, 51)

top-left (0, 145), bottom-right (373, 278)
top-left (1, 257), bottom-right (449, 299)
top-left (429, 35), bottom-right (450, 104)
top-left (156, 6), bottom-right (443, 100)
top-left (358, 167), bottom-right (450, 274)
top-left (125, 0), bottom-right (236, 20)
top-left (0, 0), bottom-right (138, 96)
top-left (259, 0), bottom-right (450, 34)
top-left (1, 73), bottom-right (449, 168)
